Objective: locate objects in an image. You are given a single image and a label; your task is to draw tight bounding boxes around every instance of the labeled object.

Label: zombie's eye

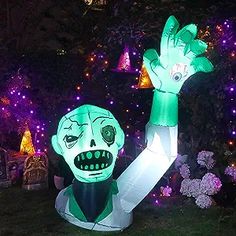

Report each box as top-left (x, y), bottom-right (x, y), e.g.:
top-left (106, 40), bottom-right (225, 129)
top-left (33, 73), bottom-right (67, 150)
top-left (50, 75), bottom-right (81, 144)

top-left (63, 135), bottom-right (79, 149)
top-left (172, 72), bottom-right (182, 81)
top-left (101, 125), bottom-right (116, 147)
top-left (64, 135), bottom-right (78, 142)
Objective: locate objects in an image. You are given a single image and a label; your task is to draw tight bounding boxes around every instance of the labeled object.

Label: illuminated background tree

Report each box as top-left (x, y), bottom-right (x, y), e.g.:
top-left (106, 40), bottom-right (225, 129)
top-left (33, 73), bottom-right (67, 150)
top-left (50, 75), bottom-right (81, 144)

top-left (0, 0), bottom-right (235, 162)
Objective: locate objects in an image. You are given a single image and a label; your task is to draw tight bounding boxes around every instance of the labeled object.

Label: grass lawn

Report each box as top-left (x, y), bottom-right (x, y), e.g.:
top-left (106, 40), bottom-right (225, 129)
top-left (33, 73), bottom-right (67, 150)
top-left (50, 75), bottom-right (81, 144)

top-left (0, 186), bottom-right (236, 236)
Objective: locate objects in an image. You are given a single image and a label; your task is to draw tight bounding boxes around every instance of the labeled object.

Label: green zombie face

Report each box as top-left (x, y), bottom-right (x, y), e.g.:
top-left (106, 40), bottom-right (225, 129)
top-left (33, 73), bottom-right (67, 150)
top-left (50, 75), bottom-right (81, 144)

top-left (51, 105), bottom-right (125, 183)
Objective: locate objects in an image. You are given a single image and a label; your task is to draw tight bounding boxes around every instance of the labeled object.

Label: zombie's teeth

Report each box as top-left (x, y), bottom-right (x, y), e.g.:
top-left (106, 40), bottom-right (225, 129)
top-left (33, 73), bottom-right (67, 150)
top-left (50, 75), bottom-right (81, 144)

top-left (77, 162), bottom-right (110, 171)
top-left (74, 149), bottom-right (113, 171)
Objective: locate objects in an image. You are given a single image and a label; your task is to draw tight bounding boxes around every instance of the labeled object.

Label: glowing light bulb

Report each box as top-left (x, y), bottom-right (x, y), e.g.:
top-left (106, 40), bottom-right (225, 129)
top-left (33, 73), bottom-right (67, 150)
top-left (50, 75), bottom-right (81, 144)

top-left (155, 199), bottom-right (159, 205)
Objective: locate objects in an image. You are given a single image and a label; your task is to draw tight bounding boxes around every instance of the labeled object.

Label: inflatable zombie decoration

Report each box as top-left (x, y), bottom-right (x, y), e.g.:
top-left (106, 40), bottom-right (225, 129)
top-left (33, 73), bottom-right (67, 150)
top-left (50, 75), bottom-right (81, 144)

top-left (51, 16), bottom-right (213, 231)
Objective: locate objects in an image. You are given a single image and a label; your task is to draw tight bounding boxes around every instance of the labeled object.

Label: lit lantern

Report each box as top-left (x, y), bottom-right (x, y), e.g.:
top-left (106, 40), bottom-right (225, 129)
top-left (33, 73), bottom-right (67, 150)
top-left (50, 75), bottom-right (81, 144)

top-left (111, 45), bottom-right (137, 74)
top-left (137, 64), bottom-right (154, 89)
top-left (20, 127), bottom-right (35, 155)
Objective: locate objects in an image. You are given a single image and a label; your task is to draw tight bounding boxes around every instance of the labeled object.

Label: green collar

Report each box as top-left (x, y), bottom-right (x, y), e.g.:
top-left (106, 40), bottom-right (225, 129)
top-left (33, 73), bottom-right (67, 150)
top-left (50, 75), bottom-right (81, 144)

top-left (64, 180), bottom-right (118, 222)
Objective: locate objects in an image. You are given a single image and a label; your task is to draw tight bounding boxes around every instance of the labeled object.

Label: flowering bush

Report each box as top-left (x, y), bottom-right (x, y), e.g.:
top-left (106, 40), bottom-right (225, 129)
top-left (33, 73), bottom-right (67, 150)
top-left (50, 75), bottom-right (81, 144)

top-left (200, 173), bottom-right (222, 195)
top-left (188, 179), bottom-right (202, 198)
top-left (197, 151), bottom-right (215, 170)
top-left (180, 178), bottom-right (202, 198)
top-left (195, 194), bottom-right (213, 209)
top-left (180, 179), bottom-right (192, 197)
top-left (179, 163), bottom-right (190, 179)
top-left (175, 154), bottom-right (188, 169)
top-left (224, 166), bottom-right (236, 182)
top-left (160, 185), bottom-right (172, 197)
top-left (179, 150), bottom-right (222, 209)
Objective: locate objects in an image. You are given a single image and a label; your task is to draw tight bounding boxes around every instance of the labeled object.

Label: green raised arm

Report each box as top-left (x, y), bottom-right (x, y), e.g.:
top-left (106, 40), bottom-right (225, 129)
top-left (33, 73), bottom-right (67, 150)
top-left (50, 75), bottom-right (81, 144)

top-left (143, 16), bottom-right (213, 126)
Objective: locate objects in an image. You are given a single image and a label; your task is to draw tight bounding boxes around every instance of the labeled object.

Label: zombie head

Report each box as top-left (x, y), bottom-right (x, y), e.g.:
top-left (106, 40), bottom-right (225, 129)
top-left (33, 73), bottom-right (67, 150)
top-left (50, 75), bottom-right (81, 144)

top-left (51, 105), bottom-right (125, 183)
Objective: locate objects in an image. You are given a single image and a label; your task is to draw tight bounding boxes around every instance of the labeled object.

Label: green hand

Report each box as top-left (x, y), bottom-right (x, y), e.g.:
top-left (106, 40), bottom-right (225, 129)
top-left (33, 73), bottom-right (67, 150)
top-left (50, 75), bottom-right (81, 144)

top-left (143, 16), bottom-right (213, 94)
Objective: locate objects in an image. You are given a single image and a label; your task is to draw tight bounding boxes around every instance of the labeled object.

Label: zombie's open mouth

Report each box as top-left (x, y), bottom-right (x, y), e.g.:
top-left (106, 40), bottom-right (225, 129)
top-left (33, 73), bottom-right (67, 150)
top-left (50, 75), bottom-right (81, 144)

top-left (74, 150), bottom-right (113, 171)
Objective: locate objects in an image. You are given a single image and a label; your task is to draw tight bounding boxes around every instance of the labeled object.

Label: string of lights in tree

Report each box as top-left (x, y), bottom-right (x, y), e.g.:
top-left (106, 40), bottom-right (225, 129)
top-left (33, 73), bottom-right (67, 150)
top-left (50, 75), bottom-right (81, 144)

top-left (199, 18), bottom-right (236, 148)
top-left (105, 21), bottom-right (146, 51)
top-left (0, 71), bottom-right (47, 153)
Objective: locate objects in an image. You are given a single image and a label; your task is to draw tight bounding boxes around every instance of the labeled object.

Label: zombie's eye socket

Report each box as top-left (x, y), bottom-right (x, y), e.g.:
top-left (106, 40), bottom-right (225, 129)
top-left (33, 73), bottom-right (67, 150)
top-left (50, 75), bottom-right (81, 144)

top-left (64, 135), bottom-right (78, 143)
top-left (101, 125), bottom-right (116, 146)
top-left (63, 135), bottom-right (79, 149)
top-left (172, 72), bottom-right (182, 81)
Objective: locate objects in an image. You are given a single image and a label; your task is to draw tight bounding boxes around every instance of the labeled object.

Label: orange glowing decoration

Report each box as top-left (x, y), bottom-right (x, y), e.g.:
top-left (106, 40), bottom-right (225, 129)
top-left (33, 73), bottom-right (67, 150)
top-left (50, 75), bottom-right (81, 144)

top-left (229, 141), bottom-right (234, 145)
top-left (0, 96), bottom-right (10, 105)
top-left (20, 127), bottom-right (35, 155)
top-left (137, 64), bottom-right (154, 89)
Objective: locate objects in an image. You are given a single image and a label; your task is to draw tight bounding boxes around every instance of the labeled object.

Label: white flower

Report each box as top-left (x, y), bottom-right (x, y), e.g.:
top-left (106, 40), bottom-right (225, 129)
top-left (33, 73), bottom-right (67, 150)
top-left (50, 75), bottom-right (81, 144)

top-left (197, 151), bottom-right (215, 170)
top-left (188, 179), bottom-right (201, 198)
top-left (180, 179), bottom-right (192, 197)
top-left (195, 194), bottom-right (212, 209)
top-left (225, 166), bottom-right (236, 182)
top-left (200, 173), bottom-right (222, 195)
top-left (179, 163), bottom-right (190, 179)
top-left (175, 154), bottom-right (188, 169)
